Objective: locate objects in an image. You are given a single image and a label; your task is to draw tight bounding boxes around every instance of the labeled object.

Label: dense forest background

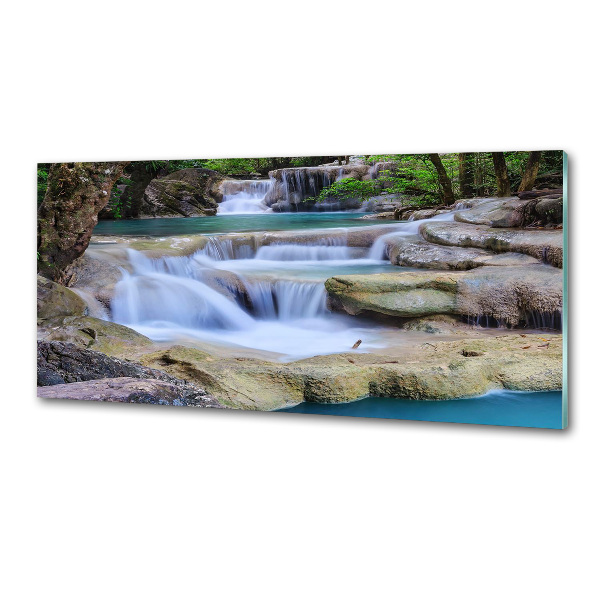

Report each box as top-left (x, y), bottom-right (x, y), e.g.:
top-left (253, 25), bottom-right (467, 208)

top-left (37, 151), bottom-right (563, 218)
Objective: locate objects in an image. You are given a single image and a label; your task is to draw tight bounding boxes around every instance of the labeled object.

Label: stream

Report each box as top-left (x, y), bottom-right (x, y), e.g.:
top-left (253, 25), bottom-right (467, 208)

top-left (89, 181), bottom-right (562, 427)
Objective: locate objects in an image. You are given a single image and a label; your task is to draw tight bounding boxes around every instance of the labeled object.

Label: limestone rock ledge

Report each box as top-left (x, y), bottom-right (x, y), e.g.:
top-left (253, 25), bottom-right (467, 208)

top-left (420, 221), bottom-right (563, 268)
top-left (325, 265), bottom-right (562, 326)
top-left (134, 336), bottom-right (562, 409)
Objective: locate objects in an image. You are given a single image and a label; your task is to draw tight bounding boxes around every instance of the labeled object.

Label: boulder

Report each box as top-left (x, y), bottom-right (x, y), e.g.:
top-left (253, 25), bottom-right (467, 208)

top-left (199, 268), bottom-right (249, 303)
top-left (385, 235), bottom-right (541, 270)
top-left (142, 168), bottom-right (225, 217)
top-left (454, 196), bottom-right (563, 227)
top-left (38, 340), bottom-right (161, 385)
top-left (67, 248), bottom-right (129, 309)
top-left (98, 161), bottom-right (160, 219)
top-left (454, 197), bottom-right (529, 227)
top-left (38, 377), bottom-right (221, 407)
top-left (535, 196), bottom-right (563, 224)
top-left (38, 315), bottom-right (153, 354)
top-left (37, 341), bottom-right (221, 408)
top-left (326, 271), bottom-right (461, 318)
top-left (325, 265), bottom-right (562, 326)
top-left (419, 221), bottom-right (563, 267)
top-left (37, 276), bottom-right (87, 320)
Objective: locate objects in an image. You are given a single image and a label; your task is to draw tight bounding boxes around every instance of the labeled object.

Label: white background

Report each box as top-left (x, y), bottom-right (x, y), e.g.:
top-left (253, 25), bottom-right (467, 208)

top-left (1, 2), bottom-right (598, 599)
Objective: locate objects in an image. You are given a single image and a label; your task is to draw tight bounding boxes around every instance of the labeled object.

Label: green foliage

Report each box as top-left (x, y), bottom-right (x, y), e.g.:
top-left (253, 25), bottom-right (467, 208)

top-left (37, 163), bottom-right (51, 205)
top-left (310, 178), bottom-right (381, 204)
top-left (305, 151), bottom-right (560, 207)
top-left (182, 156), bottom-right (337, 177)
top-left (308, 154), bottom-right (448, 206)
top-left (107, 177), bottom-right (134, 219)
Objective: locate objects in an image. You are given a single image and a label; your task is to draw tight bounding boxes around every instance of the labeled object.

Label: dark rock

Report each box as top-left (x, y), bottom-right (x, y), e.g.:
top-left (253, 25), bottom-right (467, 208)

top-left (534, 197), bottom-right (563, 224)
top-left (37, 340), bottom-right (222, 407)
top-left (37, 378), bottom-right (220, 407)
top-left (99, 161), bottom-right (159, 219)
top-left (142, 168), bottom-right (225, 217)
top-left (517, 188), bottom-right (563, 200)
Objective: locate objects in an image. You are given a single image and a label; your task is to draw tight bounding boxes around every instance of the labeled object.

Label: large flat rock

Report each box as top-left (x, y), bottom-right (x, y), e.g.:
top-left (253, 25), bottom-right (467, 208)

top-left (135, 335), bottom-right (562, 408)
top-left (325, 265), bottom-right (562, 325)
top-left (454, 197), bottom-right (530, 227)
top-left (420, 221), bottom-right (563, 267)
top-left (384, 234), bottom-right (541, 270)
top-left (326, 271), bottom-right (461, 317)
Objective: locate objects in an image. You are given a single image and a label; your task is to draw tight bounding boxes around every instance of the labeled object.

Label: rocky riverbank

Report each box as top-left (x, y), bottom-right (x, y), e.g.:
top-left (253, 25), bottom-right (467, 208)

top-left (37, 194), bottom-right (564, 410)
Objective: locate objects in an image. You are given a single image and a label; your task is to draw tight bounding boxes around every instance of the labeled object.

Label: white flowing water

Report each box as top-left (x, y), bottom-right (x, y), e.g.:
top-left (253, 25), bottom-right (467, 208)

top-left (218, 180), bottom-right (272, 214)
top-left (367, 210), bottom-right (457, 259)
top-left (111, 243), bottom-right (391, 359)
top-left (255, 243), bottom-right (352, 261)
top-left (110, 210), bottom-right (468, 359)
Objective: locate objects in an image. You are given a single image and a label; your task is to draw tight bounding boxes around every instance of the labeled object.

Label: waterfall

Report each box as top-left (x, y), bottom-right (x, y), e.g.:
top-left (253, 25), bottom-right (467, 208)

top-left (112, 250), bottom-right (255, 331)
top-left (367, 210), bottom-right (457, 259)
top-left (219, 179), bottom-right (272, 214)
top-left (464, 310), bottom-right (562, 331)
top-left (108, 225), bottom-right (390, 358)
top-left (255, 244), bottom-right (352, 261)
top-left (244, 279), bottom-right (327, 320)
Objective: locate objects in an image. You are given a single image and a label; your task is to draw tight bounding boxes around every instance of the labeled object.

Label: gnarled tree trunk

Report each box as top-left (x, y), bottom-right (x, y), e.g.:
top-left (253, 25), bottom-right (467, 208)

top-left (428, 153), bottom-right (455, 205)
top-left (458, 152), bottom-right (475, 198)
top-left (491, 152), bottom-right (511, 197)
top-left (518, 151), bottom-right (543, 192)
top-left (37, 162), bottom-right (129, 284)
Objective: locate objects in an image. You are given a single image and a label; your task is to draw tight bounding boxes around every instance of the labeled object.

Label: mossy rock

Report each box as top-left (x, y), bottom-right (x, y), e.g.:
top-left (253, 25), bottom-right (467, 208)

top-left (38, 315), bottom-right (152, 355)
top-left (37, 276), bottom-right (87, 320)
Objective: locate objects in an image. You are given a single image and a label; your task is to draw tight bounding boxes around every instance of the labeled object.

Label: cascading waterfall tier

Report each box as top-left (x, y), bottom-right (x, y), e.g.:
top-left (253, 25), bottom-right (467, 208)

top-left (218, 179), bottom-right (273, 214)
top-left (264, 163), bottom-right (390, 212)
top-left (107, 203), bottom-right (561, 359)
top-left (109, 239), bottom-right (383, 358)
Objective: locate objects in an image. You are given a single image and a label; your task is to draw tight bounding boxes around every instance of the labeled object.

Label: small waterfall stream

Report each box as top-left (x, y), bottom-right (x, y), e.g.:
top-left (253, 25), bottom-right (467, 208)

top-left (368, 211), bottom-right (456, 259)
top-left (218, 180), bottom-right (272, 214)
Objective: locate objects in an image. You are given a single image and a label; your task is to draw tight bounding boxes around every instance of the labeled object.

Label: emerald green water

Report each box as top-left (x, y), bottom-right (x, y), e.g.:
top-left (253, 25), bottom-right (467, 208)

top-left (93, 212), bottom-right (391, 237)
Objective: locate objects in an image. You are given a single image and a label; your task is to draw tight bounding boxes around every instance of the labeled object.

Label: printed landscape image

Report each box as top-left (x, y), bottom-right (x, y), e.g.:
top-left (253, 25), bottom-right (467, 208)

top-left (37, 152), bottom-right (566, 428)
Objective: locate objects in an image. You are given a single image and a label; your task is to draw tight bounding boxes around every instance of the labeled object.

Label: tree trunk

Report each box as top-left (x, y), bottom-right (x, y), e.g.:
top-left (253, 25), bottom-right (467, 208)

top-left (518, 151), bottom-right (543, 192)
top-left (491, 152), bottom-right (512, 197)
top-left (101, 161), bottom-right (158, 219)
top-left (428, 153), bottom-right (455, 205)
top-left (37, 162), bottom-right (129, 284)
top-left (458, 152), bottom-right (475, 198)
